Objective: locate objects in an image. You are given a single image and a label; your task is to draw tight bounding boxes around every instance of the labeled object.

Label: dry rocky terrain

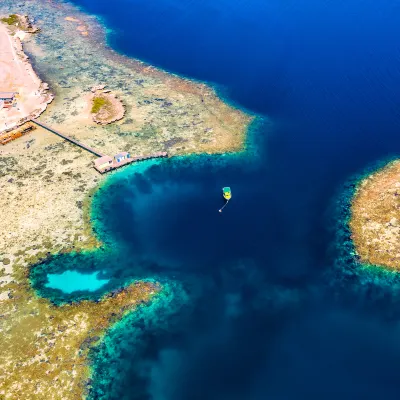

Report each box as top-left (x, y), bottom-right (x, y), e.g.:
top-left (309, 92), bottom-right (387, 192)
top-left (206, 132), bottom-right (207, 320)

top-left (0, 15), bottom-right (53, 132)
top-left (351, 160), bottom-right (400, 269)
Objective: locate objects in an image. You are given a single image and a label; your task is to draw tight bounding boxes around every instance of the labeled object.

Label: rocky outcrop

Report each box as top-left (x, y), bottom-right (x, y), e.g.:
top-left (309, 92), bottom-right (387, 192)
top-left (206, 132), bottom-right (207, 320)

top-left (350, 160), bottom-right (400, 270)
top-left (90, 87), bottom-right (125, 125)
top-left (0, 18), bottom-right (53, 134)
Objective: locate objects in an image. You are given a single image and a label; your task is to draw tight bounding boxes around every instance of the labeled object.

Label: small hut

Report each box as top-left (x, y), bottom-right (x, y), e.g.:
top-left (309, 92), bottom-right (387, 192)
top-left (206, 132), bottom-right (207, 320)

top-left (0, 92), bottom-right (15, 108)
top-left (94, 155), bottom-right (113, 172)
top-left (114, 152), bottom-right (130, 163)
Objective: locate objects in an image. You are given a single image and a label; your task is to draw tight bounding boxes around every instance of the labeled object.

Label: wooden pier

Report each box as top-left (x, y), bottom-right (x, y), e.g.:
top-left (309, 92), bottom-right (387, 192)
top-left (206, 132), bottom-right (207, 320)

top-left (31, 119), bottom-right (105, 157)
top-left (30, 119), bottom-right (168, 174)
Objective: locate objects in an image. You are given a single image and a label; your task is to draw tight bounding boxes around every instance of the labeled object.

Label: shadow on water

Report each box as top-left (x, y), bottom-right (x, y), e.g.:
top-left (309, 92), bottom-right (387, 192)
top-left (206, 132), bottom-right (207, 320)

top-left (30, 0), bottom-right (400, 398)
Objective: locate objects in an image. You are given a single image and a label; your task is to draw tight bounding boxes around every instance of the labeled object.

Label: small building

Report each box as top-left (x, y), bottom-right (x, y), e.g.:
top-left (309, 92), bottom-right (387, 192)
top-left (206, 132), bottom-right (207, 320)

top-left (0, 92), bottom-right (15, 108)
top-left (114, 152), bottom-right (130, 163)
top-left (94, 155), bottom-right (113, 171)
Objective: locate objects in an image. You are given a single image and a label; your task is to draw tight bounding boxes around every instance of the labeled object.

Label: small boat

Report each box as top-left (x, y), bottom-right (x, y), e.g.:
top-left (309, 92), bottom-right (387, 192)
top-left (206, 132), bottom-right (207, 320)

top-left (222, 187), bottom-right (232, 201)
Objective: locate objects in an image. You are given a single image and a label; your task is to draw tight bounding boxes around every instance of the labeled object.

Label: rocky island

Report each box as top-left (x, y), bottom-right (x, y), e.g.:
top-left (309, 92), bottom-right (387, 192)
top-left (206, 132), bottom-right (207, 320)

top-left (90, 85), bottom-right (125, 125)
top-left (350, 160), bottom-right (400, 269)
top-left (0, 0), bottom-right (252, 398)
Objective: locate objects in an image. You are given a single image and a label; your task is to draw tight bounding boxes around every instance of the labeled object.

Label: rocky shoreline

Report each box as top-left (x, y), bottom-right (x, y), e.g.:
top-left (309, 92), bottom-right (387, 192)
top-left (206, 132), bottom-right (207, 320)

top-left (350, 159), bottom-right (400, 270)
top-left (0, 14), bottom-right (53, 134)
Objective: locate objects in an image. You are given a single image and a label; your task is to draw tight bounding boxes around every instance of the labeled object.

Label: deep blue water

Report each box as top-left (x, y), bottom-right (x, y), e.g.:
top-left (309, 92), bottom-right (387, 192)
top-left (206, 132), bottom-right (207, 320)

top-left (34, 0), bottom-right (400, 399)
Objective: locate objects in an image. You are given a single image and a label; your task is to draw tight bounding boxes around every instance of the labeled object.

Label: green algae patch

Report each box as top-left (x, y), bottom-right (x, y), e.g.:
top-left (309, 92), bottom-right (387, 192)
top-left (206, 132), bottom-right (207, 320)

top-left (1, 14), bottom-right (39, 32)
top-left (1, 14), bottom-right (18, 25)
top-left (90, 92), bottom-right (126, 124)
top-left (91, 96), bottom-right (108, 113)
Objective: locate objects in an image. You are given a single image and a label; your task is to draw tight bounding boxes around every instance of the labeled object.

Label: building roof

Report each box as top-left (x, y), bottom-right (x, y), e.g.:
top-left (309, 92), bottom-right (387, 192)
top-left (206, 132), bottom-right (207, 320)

top-left (114, 152), bottom-right (129, 159)
top-left (94, 155), bottom-right (113, 167)
top-left (0, 92), bottom-right (15, 99)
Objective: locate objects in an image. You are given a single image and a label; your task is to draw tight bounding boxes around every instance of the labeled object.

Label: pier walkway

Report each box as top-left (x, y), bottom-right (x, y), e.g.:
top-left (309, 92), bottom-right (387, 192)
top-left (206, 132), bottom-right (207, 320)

top-left (31, 118), bottom-right (168, 174)
top-left (31, 119), bottom-right (105, 157)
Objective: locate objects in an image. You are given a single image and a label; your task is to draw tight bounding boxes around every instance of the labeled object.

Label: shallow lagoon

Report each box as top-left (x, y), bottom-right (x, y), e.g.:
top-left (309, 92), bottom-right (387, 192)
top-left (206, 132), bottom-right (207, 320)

top-left (45, 270), bottom-right (109, 293)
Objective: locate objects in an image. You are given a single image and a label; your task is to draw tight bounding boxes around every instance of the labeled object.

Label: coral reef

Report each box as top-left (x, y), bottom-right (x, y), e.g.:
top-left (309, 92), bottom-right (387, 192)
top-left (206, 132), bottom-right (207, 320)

top-left (350, 159), bottom-right (400, 269)
top-left (0, 272), bottom-right (159, 399)
top-left (0, 0), bottom-right (252, 397)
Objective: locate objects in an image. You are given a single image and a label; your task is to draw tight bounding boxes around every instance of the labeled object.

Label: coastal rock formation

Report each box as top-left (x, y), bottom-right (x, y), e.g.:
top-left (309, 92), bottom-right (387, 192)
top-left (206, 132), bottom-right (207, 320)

top-left (90, 87), bottom-right (125, 125)
top-left (0, 16), bottom-right (53, 133)
top-left (91, 84), bottom-right (106, 93)
top-left (1, 14), bottom-right (39, 33)
top-left (350, 160), bottom-right (400, 269)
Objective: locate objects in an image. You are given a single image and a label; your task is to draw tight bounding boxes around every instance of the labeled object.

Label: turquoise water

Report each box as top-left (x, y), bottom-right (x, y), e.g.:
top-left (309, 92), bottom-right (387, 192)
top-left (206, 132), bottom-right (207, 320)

top-left (27, 0), bottom-right (400, 399)
top-left (45, 270), bottom-right (109, 293)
